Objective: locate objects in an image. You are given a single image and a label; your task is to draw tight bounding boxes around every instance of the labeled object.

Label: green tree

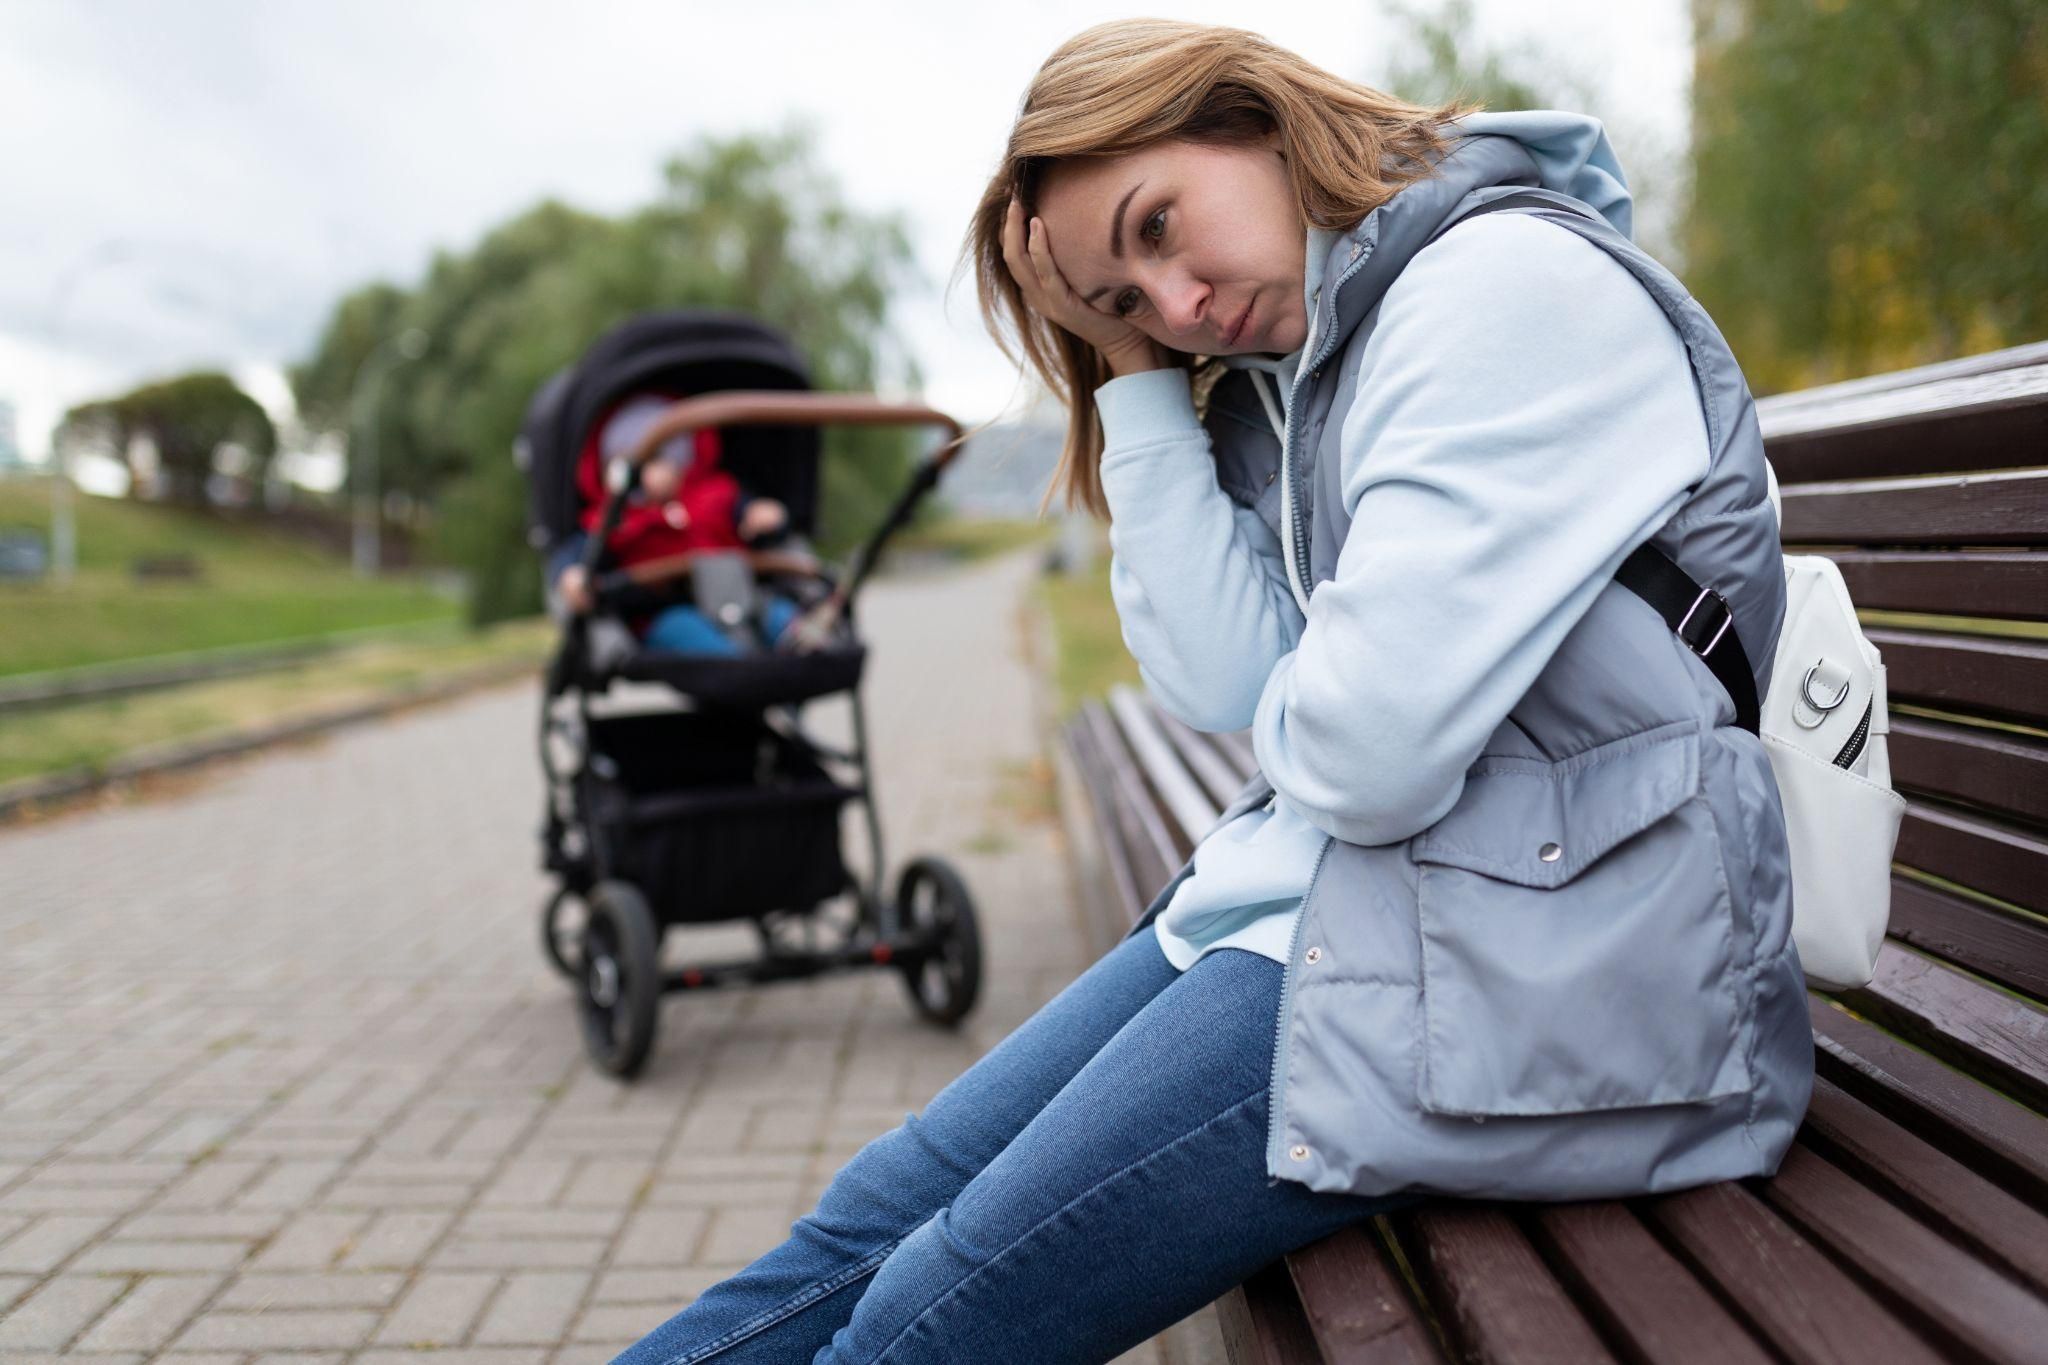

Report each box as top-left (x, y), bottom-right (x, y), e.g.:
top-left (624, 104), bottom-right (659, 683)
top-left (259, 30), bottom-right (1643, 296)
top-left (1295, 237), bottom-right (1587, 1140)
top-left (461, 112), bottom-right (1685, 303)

top-left (294, 127), bottom-right (920, 624)
top-left (1686, 0), bottom-right (2048, 391)
top-left (55, 371), bottom-right (276, 506)
top-left (1376, 0), bottom-right (1686, 264)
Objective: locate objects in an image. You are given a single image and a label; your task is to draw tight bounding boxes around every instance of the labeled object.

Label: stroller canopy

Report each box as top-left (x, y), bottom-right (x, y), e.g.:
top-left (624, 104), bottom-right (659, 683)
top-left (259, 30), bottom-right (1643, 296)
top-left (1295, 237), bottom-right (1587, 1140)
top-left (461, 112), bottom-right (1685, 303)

top-left (519, 311), bottom-right (818, 551)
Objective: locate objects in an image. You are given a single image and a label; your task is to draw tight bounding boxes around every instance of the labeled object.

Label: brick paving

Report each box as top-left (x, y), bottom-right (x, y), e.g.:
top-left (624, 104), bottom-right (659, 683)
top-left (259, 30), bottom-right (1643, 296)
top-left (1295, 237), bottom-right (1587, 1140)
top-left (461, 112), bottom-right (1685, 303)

top-left (0, 551), bottom-right (1219, 1363)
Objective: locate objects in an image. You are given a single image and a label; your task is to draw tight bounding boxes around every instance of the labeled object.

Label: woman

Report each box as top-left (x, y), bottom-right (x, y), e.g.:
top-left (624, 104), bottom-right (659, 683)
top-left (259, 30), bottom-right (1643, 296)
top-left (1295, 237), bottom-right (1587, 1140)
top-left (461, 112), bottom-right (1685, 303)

top-left (616, 19), bottom-right (1810, 1364)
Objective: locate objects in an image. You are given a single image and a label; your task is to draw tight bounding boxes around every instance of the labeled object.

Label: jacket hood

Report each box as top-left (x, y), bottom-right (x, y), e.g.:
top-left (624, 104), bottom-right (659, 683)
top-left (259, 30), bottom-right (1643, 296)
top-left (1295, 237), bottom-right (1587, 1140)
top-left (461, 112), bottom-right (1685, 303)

top-left (1448, 110), bottom-right (1633, 240)
top-left (1222, 110), bottom-right (1633, 379)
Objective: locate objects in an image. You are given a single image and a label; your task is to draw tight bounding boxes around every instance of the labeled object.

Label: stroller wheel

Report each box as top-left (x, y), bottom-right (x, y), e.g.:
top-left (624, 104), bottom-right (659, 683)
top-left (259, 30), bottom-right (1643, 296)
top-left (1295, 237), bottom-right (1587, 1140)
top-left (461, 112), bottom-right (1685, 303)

top-left (894, 857), bottom-right (982, 1027)
top-left (541, 888), bottom-right (588, 979)
top-left (578, 881), bottom-right (661, 1078)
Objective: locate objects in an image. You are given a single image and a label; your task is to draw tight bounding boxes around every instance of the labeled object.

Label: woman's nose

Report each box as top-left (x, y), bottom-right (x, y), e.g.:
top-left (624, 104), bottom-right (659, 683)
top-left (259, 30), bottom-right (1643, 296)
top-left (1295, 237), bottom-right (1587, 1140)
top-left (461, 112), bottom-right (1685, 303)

top-left (1155, 273), bottom-right (1211, 337)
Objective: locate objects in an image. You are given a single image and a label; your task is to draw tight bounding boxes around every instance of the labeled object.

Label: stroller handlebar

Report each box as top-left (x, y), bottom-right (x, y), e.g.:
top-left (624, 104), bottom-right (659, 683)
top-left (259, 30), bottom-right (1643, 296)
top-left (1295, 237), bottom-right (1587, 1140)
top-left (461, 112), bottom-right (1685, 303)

top-left (618, 391), bottom-right (966, 471)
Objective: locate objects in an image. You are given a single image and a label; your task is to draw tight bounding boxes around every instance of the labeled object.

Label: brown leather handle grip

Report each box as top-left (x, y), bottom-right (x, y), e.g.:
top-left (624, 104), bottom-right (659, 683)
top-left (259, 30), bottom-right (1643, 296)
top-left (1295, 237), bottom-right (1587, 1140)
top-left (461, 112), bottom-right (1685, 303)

top-left (621, 391), bottom-right (966, 471)
top-left (614, 546), bottom-right (824, 589)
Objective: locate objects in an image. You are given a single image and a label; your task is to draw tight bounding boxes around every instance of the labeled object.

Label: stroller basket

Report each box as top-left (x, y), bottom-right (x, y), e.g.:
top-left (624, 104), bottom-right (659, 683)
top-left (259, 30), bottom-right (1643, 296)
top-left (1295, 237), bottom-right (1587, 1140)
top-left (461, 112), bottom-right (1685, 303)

top-left (617, 641), bottom-right (867, 708)
top-left (583, 710), bottom-right (855, 924)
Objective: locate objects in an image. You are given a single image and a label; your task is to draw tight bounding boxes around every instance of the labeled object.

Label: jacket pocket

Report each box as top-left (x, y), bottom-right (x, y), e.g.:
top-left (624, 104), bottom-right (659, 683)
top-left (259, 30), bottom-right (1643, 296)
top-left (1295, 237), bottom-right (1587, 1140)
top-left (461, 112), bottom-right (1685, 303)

top-left (1413, 720), bottom-right (1751, 1118)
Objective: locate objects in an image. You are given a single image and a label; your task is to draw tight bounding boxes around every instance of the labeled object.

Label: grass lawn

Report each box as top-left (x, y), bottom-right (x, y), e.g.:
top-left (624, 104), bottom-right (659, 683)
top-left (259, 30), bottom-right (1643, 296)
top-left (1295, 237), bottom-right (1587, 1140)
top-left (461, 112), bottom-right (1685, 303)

top-left (0, 478), bottom-right (460, 677)
top-left (1036, 548), bottom-right (1141, 718)
top-left (0, 619), bottom-right (552, 787)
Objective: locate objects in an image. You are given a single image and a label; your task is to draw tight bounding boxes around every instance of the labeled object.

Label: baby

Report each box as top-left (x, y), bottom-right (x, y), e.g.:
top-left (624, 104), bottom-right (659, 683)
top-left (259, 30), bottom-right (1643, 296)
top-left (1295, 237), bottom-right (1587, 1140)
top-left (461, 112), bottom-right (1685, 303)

top-left (552, 393), bottom-right (800, 654)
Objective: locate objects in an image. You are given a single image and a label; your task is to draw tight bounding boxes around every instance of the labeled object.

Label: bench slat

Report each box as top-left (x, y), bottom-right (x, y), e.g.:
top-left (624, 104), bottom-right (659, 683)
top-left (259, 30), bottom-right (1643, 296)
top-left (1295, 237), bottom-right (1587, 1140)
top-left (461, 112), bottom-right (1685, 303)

top-left (1887, 875), bottom-right (2048, 1001)
top-left (1217, 1263), bottom-right (1326, 1365)
top-left (1824, 550), bottom-right (2048, 622)
top-left (1527, 1202), bottom-right (1774, 1365)
top-left (1152, 706), bottom-right (1255, 811)
top-left (1800, 1076), bottom-right (2048, 1294)
top-left (1758, 1143), bottom-right (2048, 1362)
top-left (1078, 701), bottom-right (1181, 907)
top-left (1895, 799), bottom-right (2048, 916)
top-left (1809, 997), bottom-right (2048, 1206)
top-left (1284, 1223), bottom-right (1444, 1364)
top-left (1108, 685), bottom-right (1218, 843)
top-left (1390, 1207), bottom-right (1617, 1364)
top-left (1869, 629), bottom-right (2048, 727)
top-left (1638, 1180), bottom-right (1946, 1365)
top-left (1065, 713), bottom-right (1146, 926)
top-left (1213, 727), bottom-right (1259, 781)
top-left (1779, 468), bottom-right (2048, 547)
top-left (1760, 359), bottom-right (2048, 484)
top-left (1756, 341), bottom-right (2048, 415)
top-left (1843, 944), bottom-right (2048, 1112)
top-left (1890, 717), bottom-right (2048, 829)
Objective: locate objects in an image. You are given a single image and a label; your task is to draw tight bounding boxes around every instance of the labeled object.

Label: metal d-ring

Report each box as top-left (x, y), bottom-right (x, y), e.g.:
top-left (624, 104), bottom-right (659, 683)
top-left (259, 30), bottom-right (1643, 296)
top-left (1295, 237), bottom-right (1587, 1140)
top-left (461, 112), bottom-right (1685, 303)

top-left (1801, 662), bottom-right (1851, 714)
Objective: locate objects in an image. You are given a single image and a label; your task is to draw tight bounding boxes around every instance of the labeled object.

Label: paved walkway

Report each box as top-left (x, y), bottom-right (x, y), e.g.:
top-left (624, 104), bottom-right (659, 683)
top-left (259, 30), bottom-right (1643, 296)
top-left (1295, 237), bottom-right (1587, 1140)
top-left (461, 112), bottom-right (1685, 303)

top-left (0, 551), bottom-right (1215, 1362)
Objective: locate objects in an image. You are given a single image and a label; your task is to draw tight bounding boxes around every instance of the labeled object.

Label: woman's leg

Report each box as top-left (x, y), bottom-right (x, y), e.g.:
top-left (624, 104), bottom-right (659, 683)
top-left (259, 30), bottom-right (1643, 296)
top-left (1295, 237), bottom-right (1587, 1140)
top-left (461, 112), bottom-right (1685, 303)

top-left (612, 926), bottom-right (1182, 1364)
top-left (814, 946), bottom-right (1406, 1365)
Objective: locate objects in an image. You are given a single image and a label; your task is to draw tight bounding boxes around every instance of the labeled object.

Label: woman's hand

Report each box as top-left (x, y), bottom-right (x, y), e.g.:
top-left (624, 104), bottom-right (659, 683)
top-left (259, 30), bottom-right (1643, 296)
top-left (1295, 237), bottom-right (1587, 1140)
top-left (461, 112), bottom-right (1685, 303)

top-left (1003, 197), bottom-right (1169, 378)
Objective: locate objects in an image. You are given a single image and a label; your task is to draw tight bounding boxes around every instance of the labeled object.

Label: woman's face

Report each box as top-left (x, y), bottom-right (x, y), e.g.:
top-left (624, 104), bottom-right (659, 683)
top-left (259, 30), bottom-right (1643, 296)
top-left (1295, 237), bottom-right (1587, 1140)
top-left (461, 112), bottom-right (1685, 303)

top-left (1034, 135), bottom-right (1308, 357)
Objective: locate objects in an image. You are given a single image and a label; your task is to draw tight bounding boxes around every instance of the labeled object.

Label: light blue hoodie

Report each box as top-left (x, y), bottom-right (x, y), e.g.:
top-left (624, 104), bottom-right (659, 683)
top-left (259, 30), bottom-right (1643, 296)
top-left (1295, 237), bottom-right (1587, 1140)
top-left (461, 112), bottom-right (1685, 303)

top-left (1091, 113), bottom-right (1711, 970)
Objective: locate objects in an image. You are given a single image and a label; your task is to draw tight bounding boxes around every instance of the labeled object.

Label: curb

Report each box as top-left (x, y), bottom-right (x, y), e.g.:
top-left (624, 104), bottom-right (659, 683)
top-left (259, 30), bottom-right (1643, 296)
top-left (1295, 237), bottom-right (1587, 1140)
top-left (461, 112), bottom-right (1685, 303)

top-left (0, 655), bottom-right (540, 825)
top-left (0, 619), bottom-right (459, 715)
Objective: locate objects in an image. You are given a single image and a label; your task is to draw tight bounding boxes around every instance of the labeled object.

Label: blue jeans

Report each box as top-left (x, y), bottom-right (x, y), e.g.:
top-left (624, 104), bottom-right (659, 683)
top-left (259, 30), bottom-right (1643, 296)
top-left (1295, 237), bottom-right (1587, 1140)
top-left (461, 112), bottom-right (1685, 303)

top-left (644, 596), bottom-right (803, 656)
top-left (613, 929), bottom-right (1405, 1364)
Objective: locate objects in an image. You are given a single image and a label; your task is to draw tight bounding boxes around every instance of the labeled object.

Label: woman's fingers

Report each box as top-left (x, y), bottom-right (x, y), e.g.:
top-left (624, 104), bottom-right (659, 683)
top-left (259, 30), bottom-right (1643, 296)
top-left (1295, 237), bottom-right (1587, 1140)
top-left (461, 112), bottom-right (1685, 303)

top-left (1003, 196), bottom-right (1141, 359)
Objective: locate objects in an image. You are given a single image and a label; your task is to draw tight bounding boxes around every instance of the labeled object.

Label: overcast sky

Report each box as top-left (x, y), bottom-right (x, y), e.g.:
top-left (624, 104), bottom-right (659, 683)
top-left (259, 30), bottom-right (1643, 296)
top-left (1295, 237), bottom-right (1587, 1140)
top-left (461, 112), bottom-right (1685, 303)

top-left (0, 0), bottom-right (1692, 461)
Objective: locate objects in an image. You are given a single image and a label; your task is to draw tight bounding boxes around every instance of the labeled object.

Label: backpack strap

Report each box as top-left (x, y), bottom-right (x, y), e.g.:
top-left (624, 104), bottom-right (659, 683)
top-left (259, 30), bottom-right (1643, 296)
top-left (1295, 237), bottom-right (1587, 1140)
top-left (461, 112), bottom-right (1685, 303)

top-left (1616, 544), bottom-right (1762, 735)
top-left (1422, 190), bottom-right (1597, 247)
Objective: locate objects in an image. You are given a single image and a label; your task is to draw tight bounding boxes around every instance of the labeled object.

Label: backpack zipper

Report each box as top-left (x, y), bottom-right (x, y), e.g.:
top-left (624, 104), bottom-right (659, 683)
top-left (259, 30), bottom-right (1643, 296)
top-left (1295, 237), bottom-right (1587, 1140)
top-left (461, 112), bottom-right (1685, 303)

top-left (1833, 698), bottom-right (1873, 769)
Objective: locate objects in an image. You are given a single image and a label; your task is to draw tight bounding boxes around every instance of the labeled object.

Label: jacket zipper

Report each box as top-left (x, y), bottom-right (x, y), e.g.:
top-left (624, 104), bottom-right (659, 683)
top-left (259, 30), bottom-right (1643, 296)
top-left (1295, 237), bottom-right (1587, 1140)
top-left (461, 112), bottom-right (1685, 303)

top-left (1833, 698), bottom-right (1873, 769)
top-left (1283, 242), bottom-right (1377, 607)
top-left (1268, 833), bottom-right (1333, 1177)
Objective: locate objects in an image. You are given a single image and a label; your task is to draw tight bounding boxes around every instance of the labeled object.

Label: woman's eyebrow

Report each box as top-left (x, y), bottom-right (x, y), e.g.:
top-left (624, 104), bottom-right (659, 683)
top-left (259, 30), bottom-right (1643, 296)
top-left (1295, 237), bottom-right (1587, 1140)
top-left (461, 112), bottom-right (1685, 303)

top-left (1107, 181), bottom-right (1144, 260)
top-left (1083, 181), bottom-right (1146, 306)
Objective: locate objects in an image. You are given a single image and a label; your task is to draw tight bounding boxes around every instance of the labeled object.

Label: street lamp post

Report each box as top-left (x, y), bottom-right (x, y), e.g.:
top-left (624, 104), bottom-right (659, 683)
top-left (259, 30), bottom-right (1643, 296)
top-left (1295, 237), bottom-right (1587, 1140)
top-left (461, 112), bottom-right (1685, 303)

top-left (43, 240), bottom-right (137, 583)
top-left (348, 328), bottom-right (430, 579)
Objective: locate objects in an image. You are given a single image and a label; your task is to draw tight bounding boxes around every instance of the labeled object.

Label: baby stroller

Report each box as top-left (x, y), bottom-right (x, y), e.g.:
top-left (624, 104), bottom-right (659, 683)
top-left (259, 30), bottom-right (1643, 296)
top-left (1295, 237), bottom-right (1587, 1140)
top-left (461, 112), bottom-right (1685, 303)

top-left (520, 310), bottom-right (982, 1078)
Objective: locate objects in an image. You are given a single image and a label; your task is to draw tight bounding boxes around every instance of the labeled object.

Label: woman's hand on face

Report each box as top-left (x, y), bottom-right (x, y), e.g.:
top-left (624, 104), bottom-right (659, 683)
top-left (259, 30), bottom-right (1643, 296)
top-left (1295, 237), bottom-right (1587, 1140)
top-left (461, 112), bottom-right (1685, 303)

top-left (1004, 197), bottom-right (1169, 378)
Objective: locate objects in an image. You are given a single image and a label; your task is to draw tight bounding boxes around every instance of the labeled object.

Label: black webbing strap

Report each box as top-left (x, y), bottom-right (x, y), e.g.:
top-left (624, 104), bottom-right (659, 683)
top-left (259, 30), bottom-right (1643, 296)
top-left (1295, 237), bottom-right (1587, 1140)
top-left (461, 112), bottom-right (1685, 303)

top-left (1423, 191), bottom-right (1595, 249)
top-left (1615, 544), bottom-right (1762, 735)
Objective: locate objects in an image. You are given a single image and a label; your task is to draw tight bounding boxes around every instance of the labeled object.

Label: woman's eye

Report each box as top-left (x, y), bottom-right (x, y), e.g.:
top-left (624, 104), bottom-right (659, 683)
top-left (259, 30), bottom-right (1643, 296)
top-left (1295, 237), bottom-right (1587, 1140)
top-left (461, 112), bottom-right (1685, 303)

top-left (1113, 288), bottom-right (1144, 317)
top-left (1141, 209), bottom-right (1166, 242)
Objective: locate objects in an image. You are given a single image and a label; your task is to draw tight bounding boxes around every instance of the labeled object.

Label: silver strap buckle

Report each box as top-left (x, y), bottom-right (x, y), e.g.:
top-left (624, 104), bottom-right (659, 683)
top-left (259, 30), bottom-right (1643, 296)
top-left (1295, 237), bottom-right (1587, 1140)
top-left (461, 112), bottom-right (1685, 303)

top-left (1676, 586), bottom-right (1734, 659)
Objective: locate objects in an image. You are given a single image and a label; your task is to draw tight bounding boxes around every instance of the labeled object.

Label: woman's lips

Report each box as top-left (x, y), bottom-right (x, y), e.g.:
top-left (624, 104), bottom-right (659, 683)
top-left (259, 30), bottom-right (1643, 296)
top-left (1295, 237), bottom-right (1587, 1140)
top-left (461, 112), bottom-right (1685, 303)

top-left (1223, 298), bottom-right (1253, 350)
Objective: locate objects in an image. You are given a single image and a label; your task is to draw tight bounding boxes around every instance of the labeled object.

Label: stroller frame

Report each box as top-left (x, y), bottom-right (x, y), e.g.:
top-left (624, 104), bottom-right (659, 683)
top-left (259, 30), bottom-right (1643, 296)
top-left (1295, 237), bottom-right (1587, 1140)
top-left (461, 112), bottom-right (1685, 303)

top-left (533, 376), bottom-right (983, 1078)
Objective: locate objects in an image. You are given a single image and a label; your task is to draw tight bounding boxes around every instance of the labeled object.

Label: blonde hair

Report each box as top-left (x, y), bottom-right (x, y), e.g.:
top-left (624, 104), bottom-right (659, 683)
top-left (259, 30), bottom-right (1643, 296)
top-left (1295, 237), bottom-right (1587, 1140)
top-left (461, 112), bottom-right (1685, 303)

top-left (964, 19), bottom-right (1477, 519)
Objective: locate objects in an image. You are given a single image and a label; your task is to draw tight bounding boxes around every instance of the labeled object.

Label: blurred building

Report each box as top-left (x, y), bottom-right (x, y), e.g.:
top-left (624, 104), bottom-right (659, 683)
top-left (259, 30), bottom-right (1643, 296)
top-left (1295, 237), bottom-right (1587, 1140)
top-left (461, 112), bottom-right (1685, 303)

top-left (945, 417), bottom-right (1064, 518)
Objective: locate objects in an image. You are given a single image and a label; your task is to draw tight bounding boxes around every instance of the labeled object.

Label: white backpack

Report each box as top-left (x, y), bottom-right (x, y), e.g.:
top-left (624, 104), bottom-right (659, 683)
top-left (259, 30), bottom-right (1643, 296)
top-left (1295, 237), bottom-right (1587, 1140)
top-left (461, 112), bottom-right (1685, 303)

top-left (1618, 462), bottom-right (1904, 990)
top-left (1759, 464), bottom-right (1907, 990)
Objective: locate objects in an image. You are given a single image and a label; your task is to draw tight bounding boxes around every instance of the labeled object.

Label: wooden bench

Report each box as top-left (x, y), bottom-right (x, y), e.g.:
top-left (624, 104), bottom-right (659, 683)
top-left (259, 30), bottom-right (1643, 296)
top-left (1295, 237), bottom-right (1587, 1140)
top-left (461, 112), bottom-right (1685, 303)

top-left (1055, 340), bottom-right (2048, 1364)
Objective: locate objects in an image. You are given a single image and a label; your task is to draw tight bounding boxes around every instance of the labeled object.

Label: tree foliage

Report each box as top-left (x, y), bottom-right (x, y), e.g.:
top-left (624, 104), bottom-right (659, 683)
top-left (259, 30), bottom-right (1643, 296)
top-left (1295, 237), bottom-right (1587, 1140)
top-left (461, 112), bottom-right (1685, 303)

top-left (1685, 0), bottom-right (2048, 391)
top-left (1375, 0), bottom-right (1686, 263)
top-left (56, 371), bottom-right (276, 505)
top-left (293, 127), bottom-right (920, 624)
